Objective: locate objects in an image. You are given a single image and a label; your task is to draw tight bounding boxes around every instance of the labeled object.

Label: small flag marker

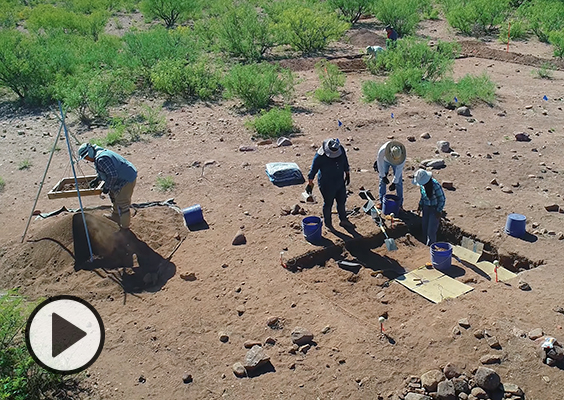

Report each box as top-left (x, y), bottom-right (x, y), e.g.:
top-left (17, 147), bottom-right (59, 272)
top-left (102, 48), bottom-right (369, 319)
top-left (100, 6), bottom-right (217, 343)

top-left (543, 95), bottom-right (548, 101)
top-left (454, 97), bottom-right (458, 103)
top-left (391, 113), bottom-right (394, 119)
top-left (338, 119), bottom-right (342, 127)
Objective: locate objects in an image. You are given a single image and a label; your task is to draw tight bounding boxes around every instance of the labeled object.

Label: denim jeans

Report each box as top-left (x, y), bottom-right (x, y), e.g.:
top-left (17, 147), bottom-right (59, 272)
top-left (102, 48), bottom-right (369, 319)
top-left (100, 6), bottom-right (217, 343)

top-left (378, 160), bottom-right (403, 208)
top-left (422, 205), bottom-right (440, 246)
top-left (319, 184), bottom-right (347, 227)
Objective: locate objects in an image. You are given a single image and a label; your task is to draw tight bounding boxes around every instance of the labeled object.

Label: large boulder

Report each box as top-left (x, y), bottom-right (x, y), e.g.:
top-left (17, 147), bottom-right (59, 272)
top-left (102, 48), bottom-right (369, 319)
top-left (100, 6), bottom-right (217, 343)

top-left (437, 380), bottom-right (456, 400)
top-left (421, 369), bottom-right (446, 392)
top-left (474, 367), bottom-right (501, 391)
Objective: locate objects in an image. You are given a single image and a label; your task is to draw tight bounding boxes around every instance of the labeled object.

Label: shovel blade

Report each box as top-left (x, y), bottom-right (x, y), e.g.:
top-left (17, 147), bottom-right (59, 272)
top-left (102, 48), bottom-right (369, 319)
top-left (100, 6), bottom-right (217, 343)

top-left (385, 238), bottom-right (398, 251)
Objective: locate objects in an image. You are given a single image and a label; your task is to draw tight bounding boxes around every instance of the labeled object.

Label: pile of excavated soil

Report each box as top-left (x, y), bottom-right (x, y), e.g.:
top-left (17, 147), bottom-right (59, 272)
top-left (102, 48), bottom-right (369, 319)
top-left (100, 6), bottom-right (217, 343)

top-left (0, 206), bottom-right (187, 301)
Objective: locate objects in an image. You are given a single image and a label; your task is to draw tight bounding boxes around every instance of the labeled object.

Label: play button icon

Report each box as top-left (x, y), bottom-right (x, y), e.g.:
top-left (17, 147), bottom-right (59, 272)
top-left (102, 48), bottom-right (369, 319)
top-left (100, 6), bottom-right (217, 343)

top-left (25, 295), bottom-right (104, 374)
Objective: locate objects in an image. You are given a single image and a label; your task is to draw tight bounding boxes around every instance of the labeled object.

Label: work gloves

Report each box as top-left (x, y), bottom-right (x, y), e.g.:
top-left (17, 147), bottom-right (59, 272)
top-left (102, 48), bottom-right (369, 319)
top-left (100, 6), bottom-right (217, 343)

top-left (344, 174), bottom-right (350, 186)
top-left (372, 160), bottom-right (378, 172)
top-left (305, 183), bottom-right (314, 194)
top-left (89, 177), bottom-right (100, 188)
top-left (102, 184), bottom-right (110, 194)
top-left (381, 176), bottom-right (390, 185)
top-left (389, 183), bottom-right (396, 192)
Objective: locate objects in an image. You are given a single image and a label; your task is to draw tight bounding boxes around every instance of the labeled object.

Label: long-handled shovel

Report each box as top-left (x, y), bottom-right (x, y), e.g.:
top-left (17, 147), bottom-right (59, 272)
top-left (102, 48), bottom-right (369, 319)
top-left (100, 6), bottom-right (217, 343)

top-left (361, 196), bottom-right (397, 252)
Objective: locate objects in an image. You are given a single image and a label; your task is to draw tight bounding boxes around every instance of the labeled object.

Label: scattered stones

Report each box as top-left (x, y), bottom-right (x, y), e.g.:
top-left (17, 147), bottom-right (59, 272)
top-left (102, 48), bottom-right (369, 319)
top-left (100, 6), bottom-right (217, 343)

top-left (480, 354), bottom-right (501, 364)
top-left (486, 336), bottom-right (501, 349)
top-left (291, 327), bottom-right (314, 346)
top-left (291, 204), bottom-right (306, 215)
top-left (180, 272), bottom-right (197, 281)
top-left (407, 135), bottom-right (416, 142)
top-left (450, 151), bottom-right (460, 157)
top-left (456, 106), bottom-right (472, 116)
top-left (528, 328), bottom-right (543, 340)
top-left (442, 181), bottom-right (454, 190)
top-left (421, 159), bottom-right (445, 169)
top-left (232, 230), bottom-right (247, 245)
top-left (232, 362), bottom-right (246, 377)
top-left (244, 340), bottom-right (262, 348)
top-left (239, 145), bottom-right (255, 152)
top-left (518, 280), bottom-right (531, 291)
top-left (473, 329), bottom-right (484, 339)
top-left (182, 373), bottom-right (193, 384)
top-left (514, 132), bottom-right (531, 142)
top-left (443, 363), bottom-right (461, 379)
top-left (458, 318), bottom-right (471, 329)
top-left (243, 345), bottom-right (271, 372)
top-left (219, 332), bottom-right (229, 343)
top-left (452, 377), bottom-right (469, 395)
top-left (474, 367), bottom-right (501, 391)
top-left (420, 369), bottom-right (445, 392)
top-left (437, 140), bottom-right (451, 152)
top-left (277, 137), bottom-right (292, 147)
top-left (545, 204), bottom-right (560, 212)
top-left (421, 132), bottom-right (431, 139)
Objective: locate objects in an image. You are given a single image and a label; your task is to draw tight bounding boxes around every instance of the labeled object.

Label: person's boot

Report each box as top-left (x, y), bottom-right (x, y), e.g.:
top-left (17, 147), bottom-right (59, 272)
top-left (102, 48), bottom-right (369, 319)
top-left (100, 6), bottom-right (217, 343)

top-left (119, 211), bottom-right (131, 230)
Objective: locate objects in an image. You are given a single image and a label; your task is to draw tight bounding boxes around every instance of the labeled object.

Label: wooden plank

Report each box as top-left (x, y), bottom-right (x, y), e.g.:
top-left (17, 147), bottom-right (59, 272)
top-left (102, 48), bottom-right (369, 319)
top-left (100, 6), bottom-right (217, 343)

top-left (395, 266), bottom-right (474, 303)
top-left (48, 175), bottom-right (103, 199)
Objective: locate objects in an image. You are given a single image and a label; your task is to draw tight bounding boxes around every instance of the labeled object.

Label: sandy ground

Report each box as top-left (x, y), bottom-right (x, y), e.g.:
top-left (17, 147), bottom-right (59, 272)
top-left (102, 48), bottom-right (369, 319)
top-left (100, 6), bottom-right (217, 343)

top-left (1, 18), bottom-right (564, 400)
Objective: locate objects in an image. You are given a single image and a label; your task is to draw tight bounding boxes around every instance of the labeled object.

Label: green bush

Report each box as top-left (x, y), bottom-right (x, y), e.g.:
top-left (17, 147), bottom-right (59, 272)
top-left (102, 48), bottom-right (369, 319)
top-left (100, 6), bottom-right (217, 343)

top-left (519, 0), bottom-right (564, 43)
top-left (0, 290), bottom-right (76, 400)
top-left (246, 106), bottom-right (294, 138)
top-left (212, 2), bottom-right (276, 62)
top-left (150, 57), bottom-right (222, 101)
top-left (531, 62), bottom-right (555, 79)
top-left (18, 159), bottom-right (32, 170)
top-left (328, 0), bottom-right (375, 24)
top-left (156, 176), bottom-right (175, 191)
top-left (314, 60), bottom-right (345, 103)
top-left (274, 5), bottom-right (349, 54)
top-left (139, 0), bottom-right (200, 28)
top-left (421, 73), bottom-right (496, 106)
top-left (223, 62), bottom-right (294, 111)
top-left (498, 18), bottom-right (529, 43)
top-left (442, 0), bottom-right (510, 36)
top-left (549, 30), bottom-right (564, 58)
top-left (361, 80), bottom-right (398, 105)
top-left (374, 0), bottom-right (428, 37)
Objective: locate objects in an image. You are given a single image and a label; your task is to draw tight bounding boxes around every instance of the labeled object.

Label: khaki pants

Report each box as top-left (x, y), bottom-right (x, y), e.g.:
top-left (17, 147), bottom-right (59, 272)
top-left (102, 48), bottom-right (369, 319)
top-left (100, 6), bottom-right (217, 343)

top-left (109, 180), bottom-right (136, 228)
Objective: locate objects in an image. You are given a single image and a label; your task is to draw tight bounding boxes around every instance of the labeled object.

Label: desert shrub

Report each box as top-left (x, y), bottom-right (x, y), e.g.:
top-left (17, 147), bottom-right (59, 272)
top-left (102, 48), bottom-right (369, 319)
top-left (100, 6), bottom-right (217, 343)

top-left (150, 57), bottom-right (222, 101)
top-left (498, 18), bottom-right (529, 43)
top-left (519, 0), bottom-right (564, 43)
top-left (139, 0), bottom-right (200, 28)
top-left (273, 5), bottom-right (349, 54)
top-left (361, 80), bottom-right (397, 105)
top-left (222, 62), bottom-right (294, 111)
top-left (389, 67), bottom-right (425, 92)
top-left (549, 30), bottom-right (564, 58)
top-left (314, 60), bottom-right (345, 103)
top-left (211, 1), bottom-right (276, 62)
top-left (0, 290), bottom-right (75, 400)
top-left (18, 160), bottom-right (32, 170)
top-left (373, 0), bottom-right (428, 37)
top-left (156, 176), bottom-right (175, 191)
top-left (0, 0), bottom-right (21, 28)
top-left (246, 106), bottom-right (294, 138)
top-left (442, 0), bottom-right (510, 36)
top-left (531, 62), bottom-right (555, 79)
top-left (421, 73), bottom-right (495, 106)
top-left (327, 0), bottom-right (375, 24)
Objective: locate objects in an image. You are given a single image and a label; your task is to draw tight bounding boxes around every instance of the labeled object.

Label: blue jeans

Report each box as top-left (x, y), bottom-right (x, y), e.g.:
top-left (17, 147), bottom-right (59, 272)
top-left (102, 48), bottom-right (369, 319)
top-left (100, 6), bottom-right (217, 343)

top-left (319, 184), bottom-right (347, 226)
top-left (378, 160), bottom-right (403, 208)
top-left (422, 205), bottom-right (440, 246)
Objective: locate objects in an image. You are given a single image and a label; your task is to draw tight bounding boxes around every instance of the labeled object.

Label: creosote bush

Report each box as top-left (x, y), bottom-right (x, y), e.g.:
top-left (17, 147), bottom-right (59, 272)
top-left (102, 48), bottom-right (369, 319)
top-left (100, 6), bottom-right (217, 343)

top-left (246, 106), bottom-right (294, 138)
top-left (156, 176), bottom-right (175, 192)
top-left (314, 59), bottom-right (345, 104)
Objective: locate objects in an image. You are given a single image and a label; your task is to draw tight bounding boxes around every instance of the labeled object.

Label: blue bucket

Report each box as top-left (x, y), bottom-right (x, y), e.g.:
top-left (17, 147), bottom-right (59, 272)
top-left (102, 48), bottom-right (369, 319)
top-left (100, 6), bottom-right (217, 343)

top-left (183, 204), bottom-right (203, 226)
top-left (302, 216), bottom-right (323, 242)
top-left (430, 242), bottom-right (453, 271)
top-left (504, 213), bottom-right (526, 238)
top-left (382, 194), bottom-right (399, 216)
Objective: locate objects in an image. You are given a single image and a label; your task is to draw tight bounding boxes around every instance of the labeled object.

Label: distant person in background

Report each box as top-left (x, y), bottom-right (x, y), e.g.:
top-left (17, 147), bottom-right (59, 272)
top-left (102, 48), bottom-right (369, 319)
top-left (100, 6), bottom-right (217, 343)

top-left (385, 25), bottom-right (399, 49)
top-left (78, 143), bottom-right (137, 230)
top-left (413, 169), bottom-right (446, 245)
top-left (307, 138), bottom-right (353, 230)
top-left (373, 140), bottom-right (406, 211)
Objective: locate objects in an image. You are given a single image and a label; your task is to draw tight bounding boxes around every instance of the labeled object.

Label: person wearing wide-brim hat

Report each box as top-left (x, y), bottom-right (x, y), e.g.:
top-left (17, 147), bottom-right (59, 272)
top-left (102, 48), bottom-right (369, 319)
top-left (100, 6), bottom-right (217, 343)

top-left (307, 138), bottom-right (354, 230)
top-left (373, 140), bottom-right (406, 210)
top-left (413, 168), bottom-right (446, 246)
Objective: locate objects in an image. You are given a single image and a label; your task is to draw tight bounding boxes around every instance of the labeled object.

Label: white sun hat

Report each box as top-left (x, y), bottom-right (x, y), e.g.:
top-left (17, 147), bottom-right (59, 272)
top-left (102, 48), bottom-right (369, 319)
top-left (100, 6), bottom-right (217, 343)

top-left (412, 168), bottom-right (432, 185)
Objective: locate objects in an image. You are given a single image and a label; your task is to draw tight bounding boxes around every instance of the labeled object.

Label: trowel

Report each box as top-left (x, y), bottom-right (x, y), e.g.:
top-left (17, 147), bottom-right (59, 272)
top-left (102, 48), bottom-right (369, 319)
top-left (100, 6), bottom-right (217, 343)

top-left (302, 191), bottom-right (316, 203)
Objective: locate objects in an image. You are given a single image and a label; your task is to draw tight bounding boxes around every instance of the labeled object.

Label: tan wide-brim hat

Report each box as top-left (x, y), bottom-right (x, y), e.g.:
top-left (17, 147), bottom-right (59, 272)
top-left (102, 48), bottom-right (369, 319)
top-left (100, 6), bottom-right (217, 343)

top-left (385, 140), bottom-right (406, 165)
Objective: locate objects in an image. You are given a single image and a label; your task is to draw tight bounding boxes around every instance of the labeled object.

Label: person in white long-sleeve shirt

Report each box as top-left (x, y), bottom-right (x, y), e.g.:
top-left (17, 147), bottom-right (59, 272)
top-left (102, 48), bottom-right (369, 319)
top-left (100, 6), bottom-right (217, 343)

top-left (373, 140), bottom-right (406, 210)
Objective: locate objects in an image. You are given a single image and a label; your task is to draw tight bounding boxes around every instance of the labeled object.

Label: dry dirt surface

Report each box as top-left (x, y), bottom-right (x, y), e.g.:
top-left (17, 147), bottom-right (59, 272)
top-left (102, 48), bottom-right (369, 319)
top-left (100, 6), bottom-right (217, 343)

top-left (1, 19), bottom-right (564, 400)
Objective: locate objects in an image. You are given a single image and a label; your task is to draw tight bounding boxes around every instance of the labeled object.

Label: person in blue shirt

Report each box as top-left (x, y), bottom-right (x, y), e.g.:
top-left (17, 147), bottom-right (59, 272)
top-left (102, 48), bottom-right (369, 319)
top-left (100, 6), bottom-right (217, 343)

top-left (413, 169), bottom-right (446, 245)
top-left (78, 143), bottom-right (137, 229)
top-left (306, 138), bottom-right (353, 230)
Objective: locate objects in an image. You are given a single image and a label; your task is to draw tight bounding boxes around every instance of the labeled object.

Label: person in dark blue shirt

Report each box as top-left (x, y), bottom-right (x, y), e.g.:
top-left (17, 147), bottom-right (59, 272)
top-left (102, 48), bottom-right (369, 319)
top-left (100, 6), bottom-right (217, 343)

top-left (413, 169), bottom-right (446, 245)
top-left (306, 138), bottom-right (353, 230)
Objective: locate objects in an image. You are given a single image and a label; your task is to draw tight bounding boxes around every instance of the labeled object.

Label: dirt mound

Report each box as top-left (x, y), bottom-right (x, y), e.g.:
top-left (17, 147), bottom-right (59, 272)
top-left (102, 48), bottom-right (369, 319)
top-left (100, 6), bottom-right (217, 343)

top-left (0, 207), bottom-right (186, 300)
top-left (346, 28), bottom-right (387, 48)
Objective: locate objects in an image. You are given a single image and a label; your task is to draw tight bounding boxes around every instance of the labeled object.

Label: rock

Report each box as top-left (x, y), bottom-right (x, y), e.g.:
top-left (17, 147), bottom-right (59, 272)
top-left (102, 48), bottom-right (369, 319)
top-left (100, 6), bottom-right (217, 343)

top-left (453, 326), bottom-right (461, 335)
top-left (291, 204), bottom-right (303, 215)
top-left (180, 272), bottom-right (197, 281)
top-left (528, 327), bottom-right (543, 340)
top-left (470, 387), bottom-right (487, 399)
top-left (182, 373), bottom-right (193, 384)
top-left (490, 178), bottom-right (498, 185)
top-left (219, 332), bottom-right (229, 343)
top-left (501, 188), bottom-right (513, 194)
top-left (232, 362), bottom-right (246, 377)
top-left (421, 132), bottom-right (431, 139)
top-left (232, 230), bottom-right (247, 245)
top-left (437, 140), bottom-right (451, 152)
top-left (299, 344), bottom-right (311, 353)
top-left (514, 132), bottom-right (531, 142)
top-left (558, 232), bottom-right (564, 240)
top-left (437, 380), bottom-right (456, 400)
top-left (452, 377), bottom-right (469, 394)
top-left (277, 137), bottom-right (292, 147)
top-left (443, 363), bottom-right (461, 379)
top-left (474, 367), bottom-right (501, 391)
top-left (421, 159), bottom-right (445, 169)
top-left (518, 280), bottom-right (531, 291)
top-left (450, 151), bottom-right (460, 157)
top-left (459, 394), bottom-right (468, 400)
top-left (405, 394), bottom-right (432, 400)
top-left (244, 340), bottom-right (262, 348)
top-left (442, 181), bottom-right (455, 190)
top-left (407, 136), bottom-right (416, 142)
top-left (321, 326), bottom-right (331, 334)
top-left (458, 318), bottom-right (471, 329)
top-left (456, 106), bottom-right (472, 116)
top-left (291, 327), bottom-right (314, 345)
top-left (266, 316), bottom-right (281, 328)
top-left (421, 369), bottom-right (446, 392)
top-left (243, 345), bottom-right (270, 371)
top-left (502, 383), bottom-right (523, 396)
top-left (264, 337), bottom-right (276, 345)
top-left (239, 145), bottom-right (255, 152)
top-left (486, 335), bottom-right (501, 349)
top-left (257, 139), bottom-right (273, 145)
top-left (480, 354), bottom-right (501, 364)
top-left (511, 327), bottom-right (527, 338)
top-left (236, 305), bottom-right (246, 315)
top-left (545, 204), bottom-right (560, 212)
top-left (474, 329), bottom-right (484, 339)
top-left (511, 182), bottom-right (520, 187)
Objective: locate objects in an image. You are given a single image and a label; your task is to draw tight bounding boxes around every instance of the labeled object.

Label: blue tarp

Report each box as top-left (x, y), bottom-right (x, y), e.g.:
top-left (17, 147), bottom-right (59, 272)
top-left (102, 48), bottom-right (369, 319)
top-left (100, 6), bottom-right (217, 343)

top-left (265, 162), bottom-right (305, 186)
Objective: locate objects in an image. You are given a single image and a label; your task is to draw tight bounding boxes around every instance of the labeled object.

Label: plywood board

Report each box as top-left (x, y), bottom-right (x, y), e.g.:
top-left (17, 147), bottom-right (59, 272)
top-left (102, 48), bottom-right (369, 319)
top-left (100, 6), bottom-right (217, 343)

top-left (395, 266), bottom-right (474, 303)
top-left (452, 245), bottom-right (517, 282)
top-left (453, 245), bottom-right (481, 265)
